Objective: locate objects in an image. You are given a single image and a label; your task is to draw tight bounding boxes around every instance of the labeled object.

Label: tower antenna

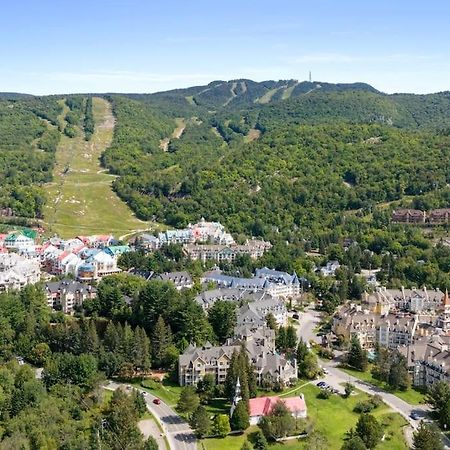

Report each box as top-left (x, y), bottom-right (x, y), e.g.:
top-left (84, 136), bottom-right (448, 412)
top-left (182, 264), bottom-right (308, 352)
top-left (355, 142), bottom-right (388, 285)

top-left (309, 70), bottom-right (312, 83)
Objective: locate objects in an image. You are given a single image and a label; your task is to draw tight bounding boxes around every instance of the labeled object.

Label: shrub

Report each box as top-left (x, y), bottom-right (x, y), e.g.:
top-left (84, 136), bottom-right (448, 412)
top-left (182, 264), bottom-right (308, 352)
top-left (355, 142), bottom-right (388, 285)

top-left (317, 389), bottom-right (331, 399)
top-left (353, 395), bottom-right (384, 413)
top-left (354, 400), bottom-right (375, 413)
top-left (317, 347), bottom-right (334, 359)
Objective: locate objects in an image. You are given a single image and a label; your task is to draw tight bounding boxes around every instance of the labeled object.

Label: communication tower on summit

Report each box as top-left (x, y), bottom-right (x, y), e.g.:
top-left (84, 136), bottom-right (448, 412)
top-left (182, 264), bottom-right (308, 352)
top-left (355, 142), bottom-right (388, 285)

top-left (309, 71), bottom-right (312, 82)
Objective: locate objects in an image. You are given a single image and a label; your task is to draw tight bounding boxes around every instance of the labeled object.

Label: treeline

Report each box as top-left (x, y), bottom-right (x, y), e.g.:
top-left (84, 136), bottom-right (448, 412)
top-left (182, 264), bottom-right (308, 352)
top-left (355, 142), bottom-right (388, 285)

top-left (84, 96), bottom-right (94, 140)
top-left (64, 95), bottom-right (85, 137)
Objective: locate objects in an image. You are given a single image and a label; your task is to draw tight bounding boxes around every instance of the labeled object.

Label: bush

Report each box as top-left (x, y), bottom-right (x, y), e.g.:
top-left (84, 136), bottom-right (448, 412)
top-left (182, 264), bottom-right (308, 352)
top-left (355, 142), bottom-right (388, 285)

top-left (317, 389), bottom-right (331, 399)
top-left (353, 395), bottom-right (384, 413)
top-left (354, 400), bottom-right (375, 413)
top-left (317, 347), bottom-right (334, 359)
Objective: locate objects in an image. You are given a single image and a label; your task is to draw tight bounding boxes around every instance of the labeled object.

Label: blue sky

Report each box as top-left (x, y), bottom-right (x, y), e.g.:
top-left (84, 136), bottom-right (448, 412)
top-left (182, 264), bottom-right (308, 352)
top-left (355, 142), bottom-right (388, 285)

top-left (1, 0), bottom-right (449, 94)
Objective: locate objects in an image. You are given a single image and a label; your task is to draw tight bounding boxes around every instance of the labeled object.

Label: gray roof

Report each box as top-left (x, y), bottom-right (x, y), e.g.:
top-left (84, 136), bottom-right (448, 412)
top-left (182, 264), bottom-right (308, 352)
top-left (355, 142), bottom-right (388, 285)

top-left (179, 343), bottom-right (240, 367)
top-left (45, 280), bottom-right (96, 295)
top-left (255, 267), bottom-right (301, 285)
top-left (195, 287), bottom-right (273, 309)
top-left (155, 271), bottom-right (193, 285)
top-left (202, 271), bottom-right (267, 290)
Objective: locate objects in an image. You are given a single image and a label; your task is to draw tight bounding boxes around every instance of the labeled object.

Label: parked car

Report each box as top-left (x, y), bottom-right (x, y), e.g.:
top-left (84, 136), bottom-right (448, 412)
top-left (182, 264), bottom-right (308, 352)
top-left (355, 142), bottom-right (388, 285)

top-left (316, 381), bottom-right (326, 387)
top-left (153, 398), bottom-right (161, 405)
top-left (410, 412), bottom-right (420, 420)
top-left (292, 313), bottom-right (300, 320)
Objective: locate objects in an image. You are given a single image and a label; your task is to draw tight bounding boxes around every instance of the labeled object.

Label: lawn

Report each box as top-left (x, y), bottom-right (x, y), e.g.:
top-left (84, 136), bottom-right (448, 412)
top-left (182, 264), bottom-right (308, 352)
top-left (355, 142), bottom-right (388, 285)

top-left (340, 366), bottom-right (427, 405)
top-left (43, 97), bottom-right (162, 239)
top-left (132, 378), bottom-right (183, 408)
top-left (201, 384), bottom-right (408, 450)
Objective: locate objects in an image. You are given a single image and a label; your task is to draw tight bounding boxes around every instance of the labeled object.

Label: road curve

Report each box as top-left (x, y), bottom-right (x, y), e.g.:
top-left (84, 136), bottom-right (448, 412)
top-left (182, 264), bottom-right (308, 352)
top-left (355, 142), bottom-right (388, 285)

top-left (104, 381), bottom-right (197, 450)
top-left (292, 306), bottom-right (450, 449)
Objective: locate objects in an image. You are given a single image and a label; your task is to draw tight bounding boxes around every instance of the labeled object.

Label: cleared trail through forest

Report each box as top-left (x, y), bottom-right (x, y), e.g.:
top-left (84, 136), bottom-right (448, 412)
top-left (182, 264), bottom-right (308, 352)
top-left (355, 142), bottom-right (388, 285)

top-left (44, 97), bottom-right (153, 238)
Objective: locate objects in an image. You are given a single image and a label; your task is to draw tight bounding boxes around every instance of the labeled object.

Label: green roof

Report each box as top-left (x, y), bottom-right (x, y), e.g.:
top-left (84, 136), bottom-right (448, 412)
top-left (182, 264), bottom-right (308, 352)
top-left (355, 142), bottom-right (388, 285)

top-left (21, 228), bottom-right (37, 239)
top-left (106, 245), bottom-right (130, 255)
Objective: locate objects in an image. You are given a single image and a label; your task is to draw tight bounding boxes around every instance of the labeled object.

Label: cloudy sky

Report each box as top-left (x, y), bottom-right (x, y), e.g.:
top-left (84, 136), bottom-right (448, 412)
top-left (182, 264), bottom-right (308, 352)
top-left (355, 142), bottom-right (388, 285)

top-left (2, 0), bottom-right (449, 94)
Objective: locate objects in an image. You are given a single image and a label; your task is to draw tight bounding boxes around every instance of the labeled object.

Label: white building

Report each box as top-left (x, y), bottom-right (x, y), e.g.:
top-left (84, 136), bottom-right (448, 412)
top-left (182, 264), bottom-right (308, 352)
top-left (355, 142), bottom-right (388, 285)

top-left (4, 233), bottom-right (35, 252)
top-left (0, 253), bottom-right (40, 291)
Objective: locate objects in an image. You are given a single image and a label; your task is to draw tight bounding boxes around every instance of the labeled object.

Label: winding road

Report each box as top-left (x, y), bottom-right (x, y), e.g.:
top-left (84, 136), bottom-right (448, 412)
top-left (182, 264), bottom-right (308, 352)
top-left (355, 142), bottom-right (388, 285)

top-left (293, 306), bottom-right (449, 449)
top-left (104, 381), bottom-right (197, 450)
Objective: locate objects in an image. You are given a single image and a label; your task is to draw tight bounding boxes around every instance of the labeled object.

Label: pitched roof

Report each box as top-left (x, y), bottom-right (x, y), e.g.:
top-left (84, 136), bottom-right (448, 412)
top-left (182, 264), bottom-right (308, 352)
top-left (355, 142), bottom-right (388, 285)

top-left (248, 395), bottom-right (306, 417)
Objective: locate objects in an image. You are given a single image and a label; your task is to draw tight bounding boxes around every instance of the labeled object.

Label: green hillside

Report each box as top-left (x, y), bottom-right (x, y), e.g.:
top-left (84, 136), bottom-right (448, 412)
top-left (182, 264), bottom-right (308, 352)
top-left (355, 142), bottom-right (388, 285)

top-left (2, 80), bottom-right (450, 234)
top-left (95, 82), bottom-right (450, 248)
top-left (0, 96), bottom-right (63, 217)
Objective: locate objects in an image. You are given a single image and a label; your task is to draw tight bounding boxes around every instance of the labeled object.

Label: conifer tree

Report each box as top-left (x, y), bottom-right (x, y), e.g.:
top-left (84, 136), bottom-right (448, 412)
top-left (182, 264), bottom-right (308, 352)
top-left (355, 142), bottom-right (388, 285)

top-left (133, 326), bottom-right (151, 372)
top-left (347, 336), bottom-right (368, 371)
top-left (152, 316), bottom-right (172, 368)
top-left (104, 322), bottom-right (120, 353)
top-left (230, 399), bottom-right (250, 431)
top-left (190, 405), bottom-right (211, 438)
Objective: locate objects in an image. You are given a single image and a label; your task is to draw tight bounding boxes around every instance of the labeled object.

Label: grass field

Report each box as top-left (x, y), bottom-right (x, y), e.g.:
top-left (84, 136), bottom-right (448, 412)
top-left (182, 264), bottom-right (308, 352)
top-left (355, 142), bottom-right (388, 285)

top-left (340, 366), bottom-right (427, 405)
top-left (133, 378), bottom-right (183, 408)
top-left (201, 384), bottom-right (408, 450)
top-left (43, 97), bottom-right (159, 239)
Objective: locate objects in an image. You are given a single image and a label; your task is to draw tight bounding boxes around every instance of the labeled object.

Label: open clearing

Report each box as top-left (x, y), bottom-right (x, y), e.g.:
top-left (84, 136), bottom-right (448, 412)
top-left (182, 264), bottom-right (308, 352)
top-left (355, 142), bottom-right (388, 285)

top-left (159, 117), bottom-right (186, 151)
top-left (44, 97), bottom-right (155, 239)
top-left (201, 384), bottom-right (408, 450)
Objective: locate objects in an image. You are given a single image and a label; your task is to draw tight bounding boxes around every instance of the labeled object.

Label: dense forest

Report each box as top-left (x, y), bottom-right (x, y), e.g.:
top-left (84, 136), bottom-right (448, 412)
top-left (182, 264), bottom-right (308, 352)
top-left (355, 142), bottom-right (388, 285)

top-left (0, 94), bottom-right (97, 218)
top-left (0, 96), bottom-right (62, 217)
top-left (0, 284), bottom-right (164, 448)
top-left (102, 85), bottom-right (450, 237)
top-left (99, 81), bottom-right (450, 294)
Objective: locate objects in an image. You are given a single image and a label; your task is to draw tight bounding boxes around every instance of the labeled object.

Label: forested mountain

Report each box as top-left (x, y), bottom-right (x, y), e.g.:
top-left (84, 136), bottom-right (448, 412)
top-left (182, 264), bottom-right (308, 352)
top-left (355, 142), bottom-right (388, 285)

top-left (125, 79), bottom-right (380, 116)
top-left (2, 80), bottom-right (450, 230)
top-left (95, 81), bottom-right (450, 239)
top-left (124, 79), bottom-right (450, 130)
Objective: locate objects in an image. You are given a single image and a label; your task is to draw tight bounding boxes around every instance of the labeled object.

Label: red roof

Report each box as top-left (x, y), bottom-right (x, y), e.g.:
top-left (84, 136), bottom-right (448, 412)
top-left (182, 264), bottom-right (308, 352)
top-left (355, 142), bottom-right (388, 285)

top-left (72, 244), bottom-right (85, 254)
top-left (96, 235), bottom-right (111, 241)
top-left (249, 396), bottom-right (306, 417)
top-left (57, 251), bottom-right (70, 261)
top-left (284, 396), bottom-right (307, 413)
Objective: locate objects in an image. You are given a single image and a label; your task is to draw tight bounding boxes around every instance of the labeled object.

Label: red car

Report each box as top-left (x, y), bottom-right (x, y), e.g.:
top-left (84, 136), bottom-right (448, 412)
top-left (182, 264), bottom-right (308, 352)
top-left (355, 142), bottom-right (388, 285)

top-left (153, 398), bottom-right (161, 405)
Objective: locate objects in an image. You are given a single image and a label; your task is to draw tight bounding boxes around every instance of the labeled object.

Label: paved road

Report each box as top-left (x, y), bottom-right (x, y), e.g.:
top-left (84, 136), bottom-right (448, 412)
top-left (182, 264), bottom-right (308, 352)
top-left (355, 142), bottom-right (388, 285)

top-left (138, 419), bottom-right (168, 450)
top-left (294, 306), bottom-right (322, 345)
top-left (105, 381), bottom-right (197, 450)
top-left (291, 307), bottom-right (450, 448)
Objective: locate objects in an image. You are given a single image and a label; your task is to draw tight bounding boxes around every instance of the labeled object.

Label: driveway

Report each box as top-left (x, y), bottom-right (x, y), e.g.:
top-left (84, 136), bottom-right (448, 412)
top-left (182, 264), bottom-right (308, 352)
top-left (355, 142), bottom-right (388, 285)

top-left (104, 381), bottom-right (197, 450)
